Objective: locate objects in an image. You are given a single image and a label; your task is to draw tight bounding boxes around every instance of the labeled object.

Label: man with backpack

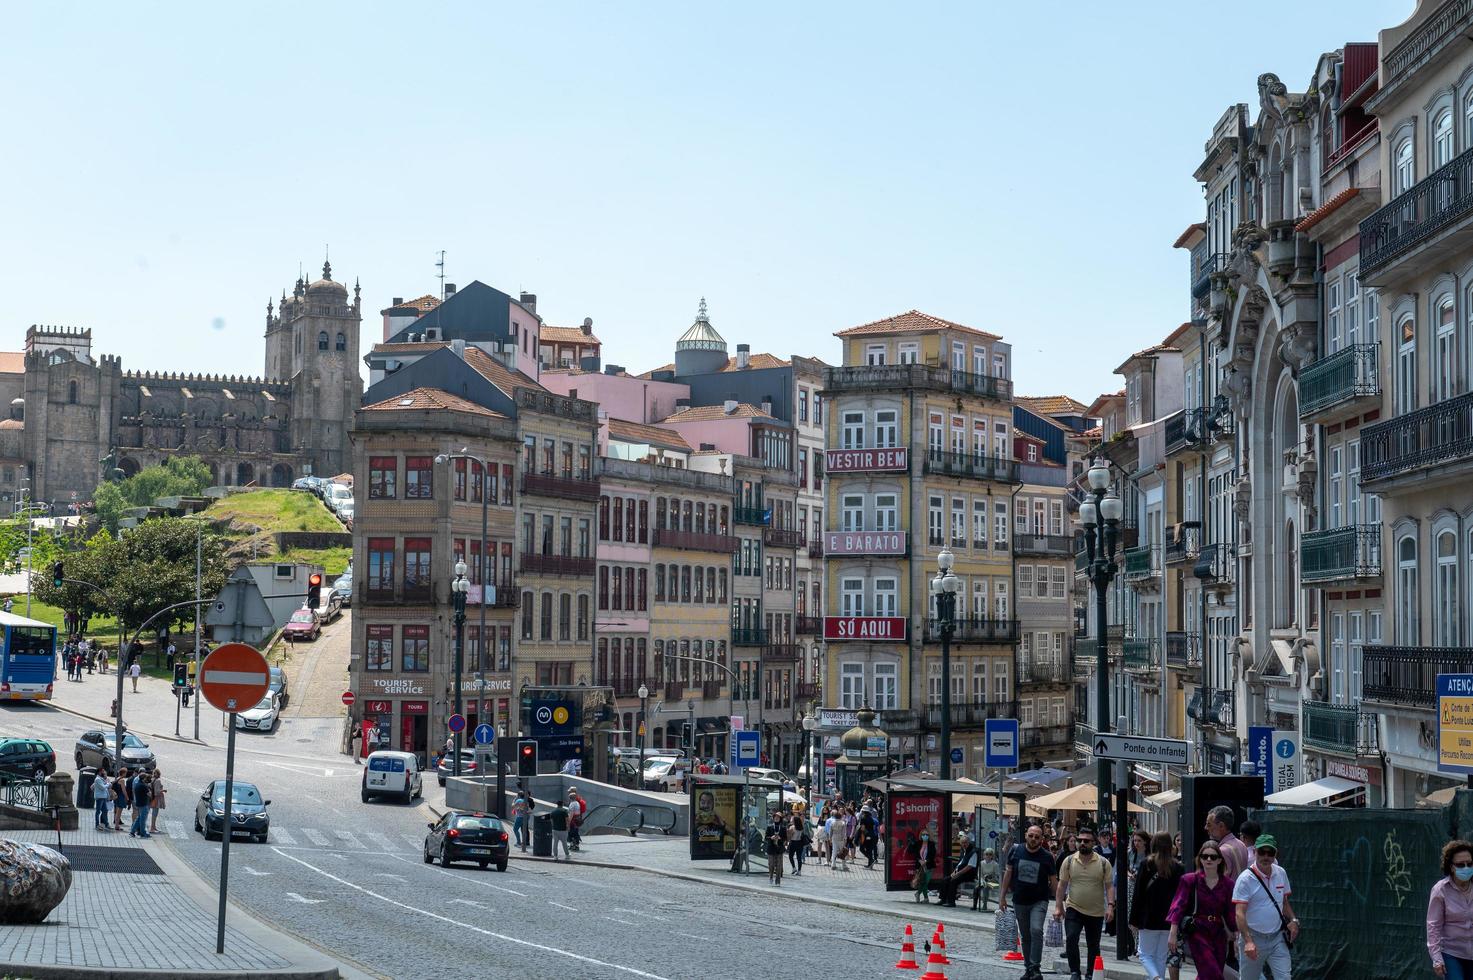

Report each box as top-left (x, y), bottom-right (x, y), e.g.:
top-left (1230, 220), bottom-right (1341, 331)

top-left (1055, 824), bottom-right (1115, 980)
top-left (566, 789), bottom-right (586, 851)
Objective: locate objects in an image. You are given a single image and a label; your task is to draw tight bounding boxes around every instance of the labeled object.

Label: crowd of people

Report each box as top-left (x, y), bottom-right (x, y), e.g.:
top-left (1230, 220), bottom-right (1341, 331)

top-left (88, 764), bottom-right (168, 839)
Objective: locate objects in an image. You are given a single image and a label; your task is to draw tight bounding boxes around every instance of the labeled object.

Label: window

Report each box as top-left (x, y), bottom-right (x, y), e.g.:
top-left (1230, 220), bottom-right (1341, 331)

top-left (365, 626), bottom-right (393, 671)
top-left (1051, 567), bottom-right (1066, 599)
top-left (1435, 298), bottom-right (1457, 402)
top-left (1018, 565), bottom-right (1034, 597)
top-left (335, 332), bottom-right (347, 351)
top-left (952, 340), bottom-right (965, 370)
top-left (1345, 273), bottom-right (1360, 347)
top-left (577, 596), bottom-right (590, 641)
top-left (874, 577), bottom-right (897, 617)
top-left (540, 592), bottom-right (554, 641)
top-left (1329, 445), bottom-right (1343, 528)
top-left (1394, 138), bottom-right (1414, 195)
top-left (841, 412), bottom-right (865, 450)
top-left (842, 494), bottom-right (864, 532)
top-left (865, 344), bottom-right (886, 366)
top-left (928, 412), bottom-right (944, 454)
top-left (873, 663), bottom-right (898, 709)
top-left (928, 495), bottom-right (943, 546)
top-left (401, 626), bottom-right (429, 671)
top-left (521, 593), bottom-right (533, 639)
top-left (798, 388), bottom-right (808, 422)
top-left (367, 538), bottom-right (395, 595)
top-left (1027, 444), bottom-right (1038, 462)
top-left (1396, 534), bottom-right (1419, 644)
top-left (797, 449), bottom-right (808, 489)
top-left (973, 499), bottom-right (988, 549)
top-left (841, 578), bottom-right (864, 617)
top-left (994, 580), bottom-right (1009, 620)
top-left (1436, 530), bottom-right (1459, 646)
top-left (972, 661), bottom-right (988, 702)
top-left (318, 331), bottom-right (329, 351)
top-left (1434, 109), bottom-right (1455, 168)
top-left (951, 497), bottom-right (966, 546)
top-left (1050, 500), bottom-right (1064, 535)
top-left (898, 342), bottom-right (919, 364)
top-left (368, 457), bottom-right (397, 499)
top-left (404, 456), bottom-right (433, 499)
top-left (559, 593), bottom-right (572, 641)
top-left (875, 493), bottom-right (898, 531)
top-left (994, 500), bottom-right (1009, 550)
top-left (1396, 316), bottom-right (1417, 415)
top-left (840, 663), bottom-right (865, 708)
top-left (875, 409), bottom-right (898, 447)
top-left (973, 345), bottom-right (987, 375)
top-left (402, 538), bottom-right (432, 596)
top-left (1327, 279), bottom-right (1341, 354)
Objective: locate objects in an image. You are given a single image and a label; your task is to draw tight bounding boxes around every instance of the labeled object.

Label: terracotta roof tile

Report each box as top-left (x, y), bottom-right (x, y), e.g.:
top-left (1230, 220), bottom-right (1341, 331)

top-left (541, 325), bottom-right (602, 345)
top-left (0, 418), bottom-right (21, 430)
top-left (605, 418), bottom-right (691, 452)
top-left (361, 387), bottom-right (508, 417)
top-left (1295, 187), bottom-right (1360, 233)
top-left (834, 309), bottom-right (1001, 341)
top-left (1172, 223), bottom-right (1206, 249)
top-left (461, 346), bottom-right (545, 397)
top-left (380, 294), bottom-right (441, 315)
top-left (369, 341), bottom-right (452, 355)
top-left (660, 403), bottom-right (777, 423)
top-left (1018, 395), bottom-right (1090, 416)
top-left (0, 352), bottom-right (23, 374)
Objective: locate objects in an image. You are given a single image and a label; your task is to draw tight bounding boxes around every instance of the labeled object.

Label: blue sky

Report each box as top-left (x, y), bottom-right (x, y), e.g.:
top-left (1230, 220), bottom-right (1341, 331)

top-left (2, 2), bottom-right (1405, 403)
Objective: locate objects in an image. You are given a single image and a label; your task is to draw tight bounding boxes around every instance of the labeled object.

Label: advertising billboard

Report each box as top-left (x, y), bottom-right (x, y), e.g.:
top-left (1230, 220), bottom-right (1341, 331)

top-left (824, 616), bottom-right (907, 641)
top-left (823, 531), bottom-right (908, 556)
top-left (690, 784), bottom-right (740, 860)
top-left (824, 448), bottom-right (908, 473)
top-left (886, 790), bottom-right (950, 891)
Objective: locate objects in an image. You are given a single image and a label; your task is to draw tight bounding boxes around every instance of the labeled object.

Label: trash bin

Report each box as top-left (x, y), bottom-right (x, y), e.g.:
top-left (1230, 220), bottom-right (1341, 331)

top-left (532, 813), bottom-right (552, 857)
top-left (77, 767), bottom-right (97, 809)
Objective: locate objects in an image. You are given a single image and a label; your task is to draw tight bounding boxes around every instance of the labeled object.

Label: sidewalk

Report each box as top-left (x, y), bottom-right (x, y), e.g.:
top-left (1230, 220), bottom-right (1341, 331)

top-left (48, 660), bottom-right (210, 747)
top-left (0, 824), bottom-right (351, 979)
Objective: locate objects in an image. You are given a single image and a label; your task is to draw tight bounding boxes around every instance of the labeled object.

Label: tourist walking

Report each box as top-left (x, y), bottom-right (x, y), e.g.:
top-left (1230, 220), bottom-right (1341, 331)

top-left (129, 658), bottom-right (142, 693)
top-left (1000, 823), bottom-right (1058, 980)
top-left (1427, 838), bottom-right (1473, 979)
top-left (148, 768), bottom-right (166, 833)
top-left (1130, 832), bottom-right (1184, 980)
top-left (1168, 840), bottom-right (1236, 980)
top-left (1055, 824), bottom-right (1114, 980)
top-left (1232, 834), bottom-right (1297, 980)
top-left (787, 813), bottom-right (806, 875)
top-left (92, 768), bottom-right (111, 830)
top-left (549, 798), bottom-right (571, 861)
top-left (511, 791), bottom-right (532, 851)
top-left (1205, 805), bottom-right (1252, 880)
top-left (909, 830), bottom-right (936, 903)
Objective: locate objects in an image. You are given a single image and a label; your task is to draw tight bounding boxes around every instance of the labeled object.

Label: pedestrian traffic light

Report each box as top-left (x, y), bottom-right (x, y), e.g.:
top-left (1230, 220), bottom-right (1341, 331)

top-left (172, 663), bottom-right (188, 689)
top-left (517, 739), bottom-right (538, 777)
top-left (306, 572), bottom-right (323, 609)
top-left (51, 561), bottom-right (64, 588)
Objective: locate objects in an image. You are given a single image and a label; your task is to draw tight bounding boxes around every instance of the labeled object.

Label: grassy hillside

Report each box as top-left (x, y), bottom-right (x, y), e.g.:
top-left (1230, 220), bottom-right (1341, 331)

top-left (203, 489), bottom-right (345, 533)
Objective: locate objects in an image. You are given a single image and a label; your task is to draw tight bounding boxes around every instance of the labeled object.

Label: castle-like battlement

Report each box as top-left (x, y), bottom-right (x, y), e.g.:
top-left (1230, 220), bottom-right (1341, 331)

top-left (122, 369), bottom-right (289, 390)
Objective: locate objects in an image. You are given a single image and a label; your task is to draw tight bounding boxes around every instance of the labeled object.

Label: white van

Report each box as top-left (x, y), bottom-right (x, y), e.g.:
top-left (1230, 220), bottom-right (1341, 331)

top-left (362, 750), bottom-right (423, 804)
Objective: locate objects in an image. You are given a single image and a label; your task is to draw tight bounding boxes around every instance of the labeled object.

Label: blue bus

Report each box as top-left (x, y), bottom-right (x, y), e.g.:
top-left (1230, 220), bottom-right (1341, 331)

top-left (0, 611), bottom-right (58, 700)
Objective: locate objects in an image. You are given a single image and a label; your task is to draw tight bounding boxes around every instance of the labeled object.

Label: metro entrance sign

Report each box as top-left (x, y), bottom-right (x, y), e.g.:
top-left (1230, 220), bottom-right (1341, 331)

top-left (1090, 733), bottom-right (1190, 766)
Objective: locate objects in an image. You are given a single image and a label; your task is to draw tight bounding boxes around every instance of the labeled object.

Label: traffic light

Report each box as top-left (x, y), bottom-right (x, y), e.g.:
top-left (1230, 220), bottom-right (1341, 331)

top-left (172, 663), bottom-right (188, 690)
top-left (517, 739), bottom-right (538, 777)
top-left (306, 572), bottom-right (323, 609)
top-left (51, 561), bottom-right (64, 588)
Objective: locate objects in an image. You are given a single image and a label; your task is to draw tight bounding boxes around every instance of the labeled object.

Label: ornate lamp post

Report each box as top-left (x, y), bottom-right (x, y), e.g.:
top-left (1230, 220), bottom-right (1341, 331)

top-left (451, 560), bottom-right (469, 776)
top-left (930, 547), bottom-right (960, 780)
top-left (1078, 457), bottom-right (1123, 828)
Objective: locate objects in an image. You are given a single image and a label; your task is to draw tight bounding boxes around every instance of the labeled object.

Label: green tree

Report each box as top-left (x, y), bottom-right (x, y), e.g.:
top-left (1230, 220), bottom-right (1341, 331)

top-left (92, 456), bottom-right (214, 532)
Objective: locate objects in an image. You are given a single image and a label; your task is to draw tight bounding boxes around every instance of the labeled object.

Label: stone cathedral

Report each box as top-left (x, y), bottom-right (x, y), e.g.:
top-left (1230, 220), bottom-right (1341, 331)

top-left (0, 262), bottom-right (363, 508)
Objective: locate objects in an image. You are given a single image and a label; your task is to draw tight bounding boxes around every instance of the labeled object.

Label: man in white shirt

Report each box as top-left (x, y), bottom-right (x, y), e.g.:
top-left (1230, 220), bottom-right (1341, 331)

top-left (1232, 834), bottom-right (1299, 980)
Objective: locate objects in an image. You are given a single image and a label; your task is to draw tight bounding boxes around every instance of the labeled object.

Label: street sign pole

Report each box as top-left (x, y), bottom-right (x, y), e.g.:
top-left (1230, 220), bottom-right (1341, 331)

top-left (217, 718), bottom-right (236, 955)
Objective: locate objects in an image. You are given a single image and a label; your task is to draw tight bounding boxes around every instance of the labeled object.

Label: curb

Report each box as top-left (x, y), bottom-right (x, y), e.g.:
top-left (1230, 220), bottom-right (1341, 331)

top-left (46, 698), bottom-right (209, 747)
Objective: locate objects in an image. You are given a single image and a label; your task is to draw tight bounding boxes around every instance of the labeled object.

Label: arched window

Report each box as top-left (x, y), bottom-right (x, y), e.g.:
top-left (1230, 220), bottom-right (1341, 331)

top-left (335, 332), bottom-right (346, 351)
top-left (67, 380), bottom-right (78, 404)
top-left (1397, 534), bottom-right (1420, 644)
top-left (317, 331), bottom-right (329, 351)
top-left (1434, 109), bottom-right (1455, 168)
top-left (1396, 316), bottom-right (1418, 415)
top-left (1436, 529), bottom-right (1459, 646)
top-left (1394, 139), bottom-right (1415, 194)
top-left (1466, 90), bottom-right (1473, 152)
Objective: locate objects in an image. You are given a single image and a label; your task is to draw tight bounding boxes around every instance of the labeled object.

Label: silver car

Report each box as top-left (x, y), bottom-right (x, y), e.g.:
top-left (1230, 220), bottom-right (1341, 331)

top-left (75, 729), bottom-right (156, 772)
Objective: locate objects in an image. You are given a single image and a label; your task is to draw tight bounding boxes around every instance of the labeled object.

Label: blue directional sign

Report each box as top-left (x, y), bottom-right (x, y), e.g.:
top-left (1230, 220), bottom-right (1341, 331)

top-left (984, 718), bottom-right (1020, 769)
top-left (473, 723), bottom-right (496, 746)
top-left (732, 730), bottom-right (760, 769)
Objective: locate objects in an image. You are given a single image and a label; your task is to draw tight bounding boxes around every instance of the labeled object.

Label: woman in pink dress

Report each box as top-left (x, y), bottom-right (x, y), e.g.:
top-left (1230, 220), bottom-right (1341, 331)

top-left (1166, 840), bottom-right (1236, 980)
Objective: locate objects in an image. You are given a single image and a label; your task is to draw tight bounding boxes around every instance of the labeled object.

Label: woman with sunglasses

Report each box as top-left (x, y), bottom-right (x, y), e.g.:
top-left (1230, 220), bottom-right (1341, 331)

top-left (1428, 838), bottom-right (1473, 979)
top-left (1166, 841), bottom-right (1236, 980)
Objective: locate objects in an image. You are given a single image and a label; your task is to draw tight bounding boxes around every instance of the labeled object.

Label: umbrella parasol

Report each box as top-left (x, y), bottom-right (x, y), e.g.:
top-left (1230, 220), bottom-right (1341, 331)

top-left (1026, 783), bottom-right (1148, 814)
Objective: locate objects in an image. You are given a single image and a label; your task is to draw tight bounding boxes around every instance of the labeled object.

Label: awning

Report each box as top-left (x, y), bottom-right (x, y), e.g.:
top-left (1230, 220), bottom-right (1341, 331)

top-left (1264, 775), bottom-right (1363, 806)
top-left (1146, 788), bottom-right (1182, 808)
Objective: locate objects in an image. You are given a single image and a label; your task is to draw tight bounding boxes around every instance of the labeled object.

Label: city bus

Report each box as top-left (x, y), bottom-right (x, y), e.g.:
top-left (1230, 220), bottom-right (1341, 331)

top-left (0, 611), bottom-right (58, 700)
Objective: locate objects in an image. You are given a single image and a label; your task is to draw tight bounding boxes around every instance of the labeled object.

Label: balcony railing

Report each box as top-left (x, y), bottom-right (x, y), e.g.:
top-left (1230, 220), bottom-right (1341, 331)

top-left (763, 527), bottom-right (803, 549)
top-left (807, 538), bottom-right (824, 559)
top-left (796, 616), bottom-right (822, 635)
top-left (1124, 545), bottom-right (1160, 583)
top-left (1362, 388), bottom-right (1473, 485)
top-left (521, 471), bottom-right (600, 502)
top-left (731, 627), bottom-right (769, 647)
top-left (825, 363), bottom-right (1014, 402)
top-left (1381, 0), bottom-right (1473, 93)
top-left (1363, 645), bottom-right (1473, 707)
top-left (922, 449), bottom-right (1019, 483)
top-left (1164, 524), bottom-right (1200, 565)
top-left (701, 679), bottom-right (724, 700)
top-left (1191, 250), bottom-right (1227, 298)
top-left (664, 681), bottom-right (684, 701)
top-left (1299, 343), bottom-right (1380, 419)
top-left (1194, 542), bottom-right (1237, 587)
top-left (1018, 657), bottom-right (1069, 685)
top-left (489, 582), bottom-right (519, 608)
top-left (1123, 638), bottom-right (1159, 671)
top-left (763, 644), bottom-right (801, 663)
top-left (924, 700), bottom-right (1018, 728)
top-left (1164, 408), bottom-right (1211, 456)
top-left (1165, 631), bottom-right (1202, 669)
top-left (1022, 724), bottom-right (1073, 748)
top-left (1015, 533), bottom-right (1073, 557)
top-left (733, 505), bottom-right (770, 526)
top-left (1301, 524), bottom-right (1381, 583)
top-left (652, 528), bottom-right (738, 553)
top-left (1361, 144), bottom-right (1473, 277)
top-left (1188, 686), bottom-right (1236, 728)
top-left (519, 553), bottom-right (596, 577)
top-left (607, 678), bottom-right (651, 698)
top-left (924, 618), bottom-right (1020, 643)
top-left (1302, 700), bottom-right (1379, 755)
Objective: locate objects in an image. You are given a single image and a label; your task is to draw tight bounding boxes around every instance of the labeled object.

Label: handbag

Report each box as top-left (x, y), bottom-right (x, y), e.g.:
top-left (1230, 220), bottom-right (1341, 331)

top-left (1249, 868), bottom-right (1294, 950)
top-left (994, 908), bottom-right (1019, 952)
top-left (910, 870), bottom-right (924, 890)
top-left (1044, 914), bottom-right (1064, 948)
top-left (1179, 873), bottom-right (1201, 937)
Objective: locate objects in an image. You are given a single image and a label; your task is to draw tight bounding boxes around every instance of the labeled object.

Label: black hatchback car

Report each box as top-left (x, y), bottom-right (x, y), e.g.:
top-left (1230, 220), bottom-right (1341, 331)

top-left (0, 738), bottom-right (56, 783)
top-left (423, 811), bottom-right (509, 871)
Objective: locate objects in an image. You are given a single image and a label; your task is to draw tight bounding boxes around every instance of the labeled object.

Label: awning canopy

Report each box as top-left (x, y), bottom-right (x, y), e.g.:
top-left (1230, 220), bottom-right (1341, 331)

top-left (1264, 775), bottom-right (1363, 806)
top-left (1028, 783), bottom-right (1148, 814)
top-left (1146, 788), bottom-right (1182, 808)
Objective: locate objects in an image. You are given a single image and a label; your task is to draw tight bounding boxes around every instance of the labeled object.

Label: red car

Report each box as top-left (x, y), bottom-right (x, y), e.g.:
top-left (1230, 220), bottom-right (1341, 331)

top-left (283, 608), bottom-right (321, 641)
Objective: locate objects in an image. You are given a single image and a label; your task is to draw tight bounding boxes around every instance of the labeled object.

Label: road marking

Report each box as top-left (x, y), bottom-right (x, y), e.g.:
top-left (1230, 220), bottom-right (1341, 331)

top-left (333, 830), bottom-right (367, 849)
top-left (387, 854), bottom-right (526, 896)
top-left (606, 916), bottom-right (639, 925)
top-left (374, 873), bottom-right (407, 882)
top-left (285, 892), bottom-right (325, 904)
top-left (242, 866), bottom-right (273, 876)
top-left (614, 908), bottom-right (669, 921)
top-left (449, 898), bottom-right (488, 909)
top-left (549, 901), bottom-right (578, 912)
top-left (270, 828), bottom-right (297, 846)
top-left (675, 932), bottom-right (713, 942)
top-left (272, 848), bottom-right (671, 980)
top-left (301, 828), bottom-right (331, 847)
top-left (402, 834), bottom-right (426, 851)
top-left (364, 832), bottom-right (395, 851)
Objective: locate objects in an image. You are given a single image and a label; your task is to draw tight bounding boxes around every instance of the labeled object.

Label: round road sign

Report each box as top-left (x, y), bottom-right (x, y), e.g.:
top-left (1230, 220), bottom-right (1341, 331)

top-left (199, 642), bottom-right (270, 714)
top-left (342, 691), bottom-right (356, 707)
top-left (447, 713), bottom-right (467, 734)
top-left (473, 723), bottom-right (495, 745)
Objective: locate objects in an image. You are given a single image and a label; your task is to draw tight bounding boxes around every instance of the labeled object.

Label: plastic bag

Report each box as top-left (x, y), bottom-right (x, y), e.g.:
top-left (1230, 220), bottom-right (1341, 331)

top-left (994, 907), bottom-right (1019, 952)
top-left (1045, 914), bottom-right (1064, 948)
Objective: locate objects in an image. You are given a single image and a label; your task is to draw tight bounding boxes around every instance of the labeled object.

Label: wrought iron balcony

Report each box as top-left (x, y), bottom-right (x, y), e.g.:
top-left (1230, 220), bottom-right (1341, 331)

top-left (763, 644), bottom-right (801, 663)
top-left (1362, 389), bottom-right (1473, 486)
top-left (1191, 250), bottom-right (1227, 299)
top-left (1188, 686), bottom-right (1235, 728)
top-left (1194, 542), bottom-right (1237, 588)
top-left (922, 449), bottom-right (1019, 483)
top-left (796, 681), bottom-right (820, 701)
top-left (489, 582), bottom-right (519, 608)
top-left (924, 618), bottom-right (1020, 643)
top-left (1164, 523), bottom-right (1200, 565)
top-left (1018, 657), bottom-right (1069, 685)
top-left (521, 471), bottom-right (600, 502)
top-left (1124, 545), bottom-right (1160, 584)
top-left (663, 681), bottom-right (684, 701)
top-left (807, 538), bottom-right (824, 559)
top-left (1302, 700), bottom-right (1379, 755)
top-left (1022, 724), bottom-right (1073, 748)
top-left (1300, 524), bottom-right (1381, 583)
top-left (924, 700), bottom-right (1017, 728)
top-left (519, 553), bottom-right (596, 577)
top-left (652, 528), bottom-right (738, 553)
top-left (1363, 645), bottom-right (1473, 707)
top-left (733, 505), bottom-right (770, 526)
top-left (731, 627), bottom-right (769, 647)
top-left (1299, 344), bottom-right (1380, 420)
top-left (1360, 143), bottom-right (1473, 280)
top-left (701, 679), bottom-right (724, 700)
top-left (825, 363), bottom-right (1013, 402)
top-left (607, 677), bottom-right (652, 698)
top-left (763, 527), bottom-right (803, 549)
top-left (1165, 631), bottom-right (1202, 669)
top-left (1123, 638), bottom-right (1159, 671)
top-left (1164, 408), bottom-right (1210, 456)
top-left (796, 616), bottom-right (822, 635)
top-left (1015, 533), bottom-right (1073, 557)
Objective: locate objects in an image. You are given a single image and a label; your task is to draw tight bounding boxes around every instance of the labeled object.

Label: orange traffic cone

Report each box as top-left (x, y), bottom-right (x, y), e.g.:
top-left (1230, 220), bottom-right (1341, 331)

top-left (1093, 953), bottom-right (1106, 974)
top-left (895, 924), bottom-right (919, 970)
top-left (1002, 930), bottom-right (1024, 962)
top-left (931, 930), bottom-right (950, 965)
top-left (919, 945), bottom-right (949, 980)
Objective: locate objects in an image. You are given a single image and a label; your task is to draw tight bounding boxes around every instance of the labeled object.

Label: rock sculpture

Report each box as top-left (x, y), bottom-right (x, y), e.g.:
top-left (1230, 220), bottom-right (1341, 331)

top-left (0, 839), bottom-right (73, 923)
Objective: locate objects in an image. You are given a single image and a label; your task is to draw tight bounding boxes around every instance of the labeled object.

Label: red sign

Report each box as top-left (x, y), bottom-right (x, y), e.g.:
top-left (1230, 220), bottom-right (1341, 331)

top-left (1325, 758), bottom-right (1381, 786)
top-left (199, 642), bottom-right (271, 713)
top-left (886, 790), bottom-right (949, 891)
top-left (824, 531), bottom-right (908, 556)
top-left (824, 616), bottom-right (907, 641)
top-left (825, 447), bottom-right (908, 473)
top-left (342, 691), bottom-right (356, 707)
top-left (364, 700), bottom-right (391, 714)
top-left (401, 700), bottom-right (429, 715)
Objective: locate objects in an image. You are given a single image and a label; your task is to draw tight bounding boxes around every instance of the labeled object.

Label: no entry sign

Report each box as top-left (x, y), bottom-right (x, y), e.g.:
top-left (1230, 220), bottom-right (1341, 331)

top-left (342, 691), bottom-right (356, 707)
top-left (199, 643), bottom-right (270, 713)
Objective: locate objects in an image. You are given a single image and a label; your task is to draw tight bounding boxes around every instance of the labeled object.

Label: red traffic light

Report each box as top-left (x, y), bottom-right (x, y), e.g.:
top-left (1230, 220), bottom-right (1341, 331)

top-left (520, 744), bottom-right (534, 757)
top-left (308, 573), bottom-right (323, 587)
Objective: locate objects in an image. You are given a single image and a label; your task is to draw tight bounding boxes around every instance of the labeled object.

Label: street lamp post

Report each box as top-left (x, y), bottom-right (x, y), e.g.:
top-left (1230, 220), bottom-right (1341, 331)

top-left (1078, 457), bottom-right (1123, 831)
top-left (801, 708), bottom-right (817, 808)
top-left (638, 683), bottom-right (649, 773)
top-left (451, 561), bottom-right (468, 777)
top-left (437, 451), bottom-right (491, 722)
top-left (930, 548), bottom-right (960, 780)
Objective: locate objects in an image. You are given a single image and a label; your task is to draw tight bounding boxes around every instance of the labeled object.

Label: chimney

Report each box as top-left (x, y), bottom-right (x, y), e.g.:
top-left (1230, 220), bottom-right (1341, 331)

top-left (444, 283), bottom-right (457, 297)
top-left (451, 338), bottom-right (466, 360)
top-left (392, 296), bottom-right (403, 306)
top-left (735, 343), bottom-right (750, 370)
top-left (520, 292), bottom-right (537, 313)
top-left (724, 393), bottom-right (739, 415)
top-left (581, 316), bottom-right (594, 336)
top-left (760, 397), bottom-right (773, 416)
top-left (604, 364), bottom-right (623, 375)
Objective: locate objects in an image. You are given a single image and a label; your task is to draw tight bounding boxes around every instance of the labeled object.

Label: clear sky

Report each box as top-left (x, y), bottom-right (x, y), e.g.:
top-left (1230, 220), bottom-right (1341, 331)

top-left (2, 2), bottom-right (1406, 404)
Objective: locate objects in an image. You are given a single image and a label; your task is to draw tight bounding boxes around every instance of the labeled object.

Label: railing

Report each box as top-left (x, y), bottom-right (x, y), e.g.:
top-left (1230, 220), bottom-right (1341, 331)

top-left (1164, 408), bottom-right (1211, 455)
top-left (1361, 144), bottom-right (1473, 276)
top-left (924, 700), bottom-right (1018, 727)
top-left (1164, 524), bottom-right (1200, 565)
top-left (1301, 524), bottom-right (1381, 583)
top-left (489, 586), bottom-right (519, 608)
top-left (1195, 542), bottom-right (1237, 586)
top-left (1299, 344), bottom-right (1380, 419)
top-left (733, 505), bottom-right (770, 526)
top-left (579, 802), bottom-right (678, 838)
top-left (1022, 725), bottom-right (1073, 748)
top-left (701, 679), bottom-right (723, 700)
top-left (825, 363), bottom-right (1014, 402)
top-left (1074, 721), bottom-right (1095, 749)
top-left (1302, 700), bottom-right (1379, 755)
top-left (521, 471), bottom-right (600, 502)
top-left (1188, 686), bottom-right (1236, 727)
top-left (1018, 657), bottom-right (1068, 685)
top-left (598, 456), bottom-right (733, 493)
top-left (607, 678), bottom-right (651, 698)
top-left (763, 644), bottom-right (800, 663)
top-left (0, 778), bottom-right (45, 810)
top-left (1363, 645), bottom-right (1473, 707)
top-left (922, 450), bottom-right (1019, 483)
top-left (924, 618), bottom-right (1020, 643)
top-left (1075, 637), bottom-right (1119, 663)
top-left (807, 538), bottom-right (824, 559)
top-left (663, 681), bottom-right (684, 701)
top-left (519, 554), bottom-right (596, 577)
top-left (1362, 388), bottom-right (1473, 484)
top-left (1123, 638), bottom-right (1159, 671)
top-left (796, 681), bottom-right (820, 701)
top-left (1124, 545), bottom-right (1160, 583)
top-left (652, 528), bottom-right (738, 553)
top-left (796, 616), bottom-right (823, 635)
top-left (731, 627), bottom-right (769, 647)
top-left (763, 527), bottom-right (803, 549)
top-left (1191, 251), bottom-right (1227, 298)
top-left (1015, 533), bottom-right (1073, 557)
top-left (402, 578), bottom-right (433, 603)
top-left (1165, 631), bottom-right (1202, 669)
top-left (1380, 0), bottom-right (1473, 98)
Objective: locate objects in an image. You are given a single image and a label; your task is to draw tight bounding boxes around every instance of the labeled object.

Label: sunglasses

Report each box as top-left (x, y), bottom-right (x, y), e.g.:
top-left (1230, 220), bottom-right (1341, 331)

top-left (1452, 860), bottom-right (1473, 868)
top-left (1200, 854), bottom-right (1222, 862)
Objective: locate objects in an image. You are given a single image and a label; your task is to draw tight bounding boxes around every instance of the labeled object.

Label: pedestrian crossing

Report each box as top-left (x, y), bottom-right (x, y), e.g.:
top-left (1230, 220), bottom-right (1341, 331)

top-left (155, 818), bottom-right (429, 856)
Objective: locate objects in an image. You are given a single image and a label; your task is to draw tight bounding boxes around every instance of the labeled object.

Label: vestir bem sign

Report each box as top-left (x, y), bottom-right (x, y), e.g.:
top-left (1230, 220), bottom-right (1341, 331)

top-left (825, 448), bottom-right (908, 473)
top-left (824, 531), bottom-right (908, 555)
top-left (824, 616), bottom-right (907, 641)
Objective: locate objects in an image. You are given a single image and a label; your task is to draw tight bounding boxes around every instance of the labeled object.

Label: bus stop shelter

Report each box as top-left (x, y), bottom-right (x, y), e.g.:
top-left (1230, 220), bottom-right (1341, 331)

top-left (688, 773), bottom-right (783, 875)
top-left (864, 776), bottom-right (1032, 891)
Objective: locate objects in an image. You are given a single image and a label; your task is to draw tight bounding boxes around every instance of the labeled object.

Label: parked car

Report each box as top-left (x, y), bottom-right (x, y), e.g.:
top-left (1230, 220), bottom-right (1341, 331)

top-left (0, 737), bottom-right (56, 783)
top-left (74, 729), bottom-right (155, 772)
top-left (423, 811), bottom-right (509, 871)
top-left (335, 500), bottom-right (354, 524)
top-left (195, 779), bottom-right (271, 842)
top-left (268, 665), bottom-right (289, 707)
top-left (434, 749), bottom-right (508, 786)
top-left (283, 607), bottom-right (321, 641)
top-left (234, 693), bottom-right (279, 732)
top-left (643, 756), bottom-right (692, 792)
top-left (745, 767), bottom-right (787, 785)
top-left (326, 483), bottom-right (352, 510)
top-left (331, 570), bottom-right (352, 607)
top-left (362, 750), bottom-right (422, 803)
top-left (291, 477), bottom-right (322, 493)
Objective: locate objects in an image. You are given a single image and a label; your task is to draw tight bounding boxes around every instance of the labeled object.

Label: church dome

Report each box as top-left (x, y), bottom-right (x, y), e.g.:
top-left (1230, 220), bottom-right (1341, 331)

top-left (306, 260), bottom-right (347, 296)
top-left (675, 297), bottom-right (726, 353)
